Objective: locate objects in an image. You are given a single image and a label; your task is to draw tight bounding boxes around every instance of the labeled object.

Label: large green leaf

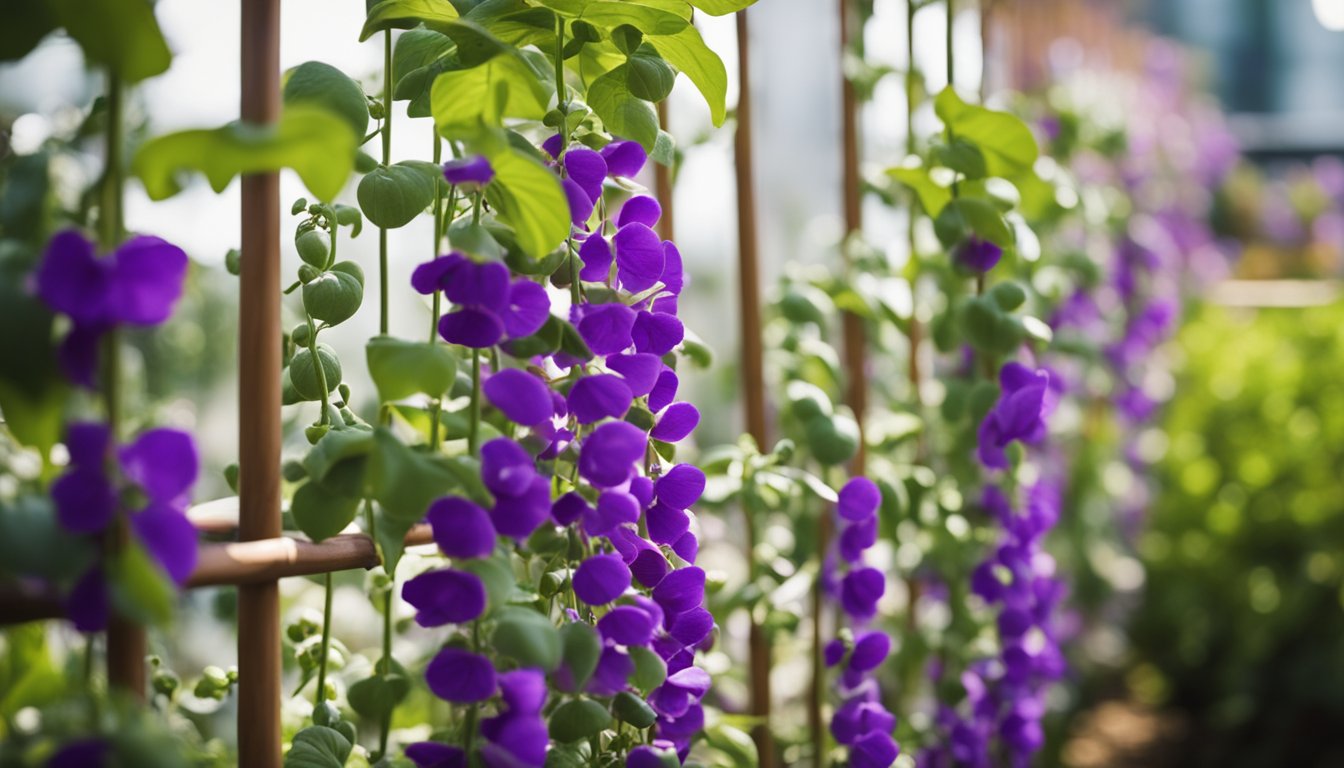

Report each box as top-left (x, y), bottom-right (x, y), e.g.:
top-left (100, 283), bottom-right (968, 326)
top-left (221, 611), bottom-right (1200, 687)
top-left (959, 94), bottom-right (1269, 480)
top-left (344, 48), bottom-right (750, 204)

top-left (549, 699), bottom-right (612, 743)
top-left (368, 428), bottom-right (458, 523)
top-left (290, 480), bottom-right (361, 542)
top-left (492, 607), bottom-right (563, 670)
top-left (366, 336), bottom-right (458, 401)
top-left (133, 107), bottom-right (358, 201)
top-left (558, 621), bottom-right (601, 690)
top-left (934, 196), bottom-right (1013, 247)
top-left (428, 23), bottom-right (552, 136)
top-left (284, 726), bottom-right (352, 768)
top-left (933, 86), bottom-right (1038, 178)
top-left (586, 64), bottom-right (659, 150)
top-left (887, 163), bottom-right (952, 217)
top-left (482, 142), bottom-right (570, 260)
top-left (347, 670), bottom-right (411, 721)
top-left (580, 1), bottom-right (690, 35)
top-left (648, 24), bottom-right (728, 125)
top-left (361, 0), bottom-right (461, 41)
top-left (687, 0), bottom-right (756, 15)
top-left (303, 425), bottom-right (375, 483)
top-left (283, 61), bottom-right (370, 139)
top-left (48, 0), bottom-right (171, 82)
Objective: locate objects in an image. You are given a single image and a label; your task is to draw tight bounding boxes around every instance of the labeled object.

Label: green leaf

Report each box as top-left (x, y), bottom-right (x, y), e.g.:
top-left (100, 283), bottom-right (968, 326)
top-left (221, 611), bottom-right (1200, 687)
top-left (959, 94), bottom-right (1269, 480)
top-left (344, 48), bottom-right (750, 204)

top-left (48, 0), bottom-right (171, 82)
top-left (647, 25), bottom-right (728, 125)
top-left (303, 426), bottom-right (375, 483)
top-left (558, 621), bottom-right (601, 690)
top-left (549, 699), bottom-right (612, 743)
top-left (346, 672), bottom-right (411, 721)
top-left (361, 0), bottom-right (461, 41)
top-left (482, 142), bottom-right (570, 260)
top-left (428, 22), bottom-right (552, 136)
top-left (450, 219), bottom-right (506, 261)
top-left (492, 607), bottom-right (563, 671)
top-left (291, 480), bottom-right (361, 542)
top-left (933, 86), bottom-right (1038, 178)
top-left (626, 47), bottom-right (676, 102)
top-left (303, 262), bottom-right (365, 325)
top-left (366, 336), bottom-right (458, 401)
top-left (0, 1), bottom-right (57, 63)
top-left (133, 107), bottom-right (358, 202)
top-left (587, 64), bottom-right (659, 150)
top-left (934, 138), bottom-right (988, 180)
top-left (934, 197), bottom-right (1012, 248)
top-left (109, 541), bottom-right (175, 626)
top-left (358, 161), bottom-right (438, 229)
top-left (581, 2), bottom-right (689, 35)
top-left (501, 313), bottom-right (564, 358)
top-left (283, 61), bottom-right (370, 139)
top-left (612, 690), bottom-right (657, 728)
top-left (368, 428), bottom-right (459, 523)
top-left (284, 725), bottom-right (352, 768)
top-left (886, 163), bottom-right (952, 217)
top-left (687, 0), bottom-right (757, 15)
top-left (461, 554), bottom-right (514, 614)
top-left (703, 723), bottom-right (759, 767)
top-left (628, 645), bottom-right (666, 692)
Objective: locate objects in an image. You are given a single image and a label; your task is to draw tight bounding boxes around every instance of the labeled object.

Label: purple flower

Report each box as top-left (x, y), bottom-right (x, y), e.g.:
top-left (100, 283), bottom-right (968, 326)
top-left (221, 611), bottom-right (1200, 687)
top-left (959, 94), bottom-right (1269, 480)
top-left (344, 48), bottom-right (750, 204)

top-left (840, 567), bottom-right (885, 620)
top-left (601, 140), bottom-right (648, 179)
top-left (578, 234), bottom-right (613, 282)
top-left (443, 155), bottom-right (494, 187)
top-left (35, 230), bottom-right (188, 386)
top-left (573, 554), bottom-right (631, 605)
top-left (598, 605), bottom-right (655, 646)
top-left (402, 568), bottom-right (487, 626)
top-left (977, 363), bottom-right (1053, 470)
top-left (578, 421), bottom-right (647, 488)
top-left (837, 477), bottom-right (881, 521)
top-left (576, 302), bottom-right (637, 356)
top-left (427, 497), bottom-right (496, 559)
top-left (568, 374), bottom-right (634, 424)
top-left (426, 647), bottom-right (496, 702)
top-left (652, 566), bottom-right (704, 615)
top-left (650, 402), bottom-right (699, 443)
top-left (47, 738), bottom-right (111, 768)
top-left (618, 195), bottom-right (662, 229)
top-left (952, 236), bottom-right (1003, 274)
top-left (405, 742), bottom-right (466, 768)
top-left (605, 353), bottom-right (661, 395)
top-left (425, 254), bottom-right (551, 349)
top-left (484, 368), bottom-right (553, 426)
top-left (614, 223), bottom-right (665, 293)
top-left (654, 464), bottom-right (705, 510)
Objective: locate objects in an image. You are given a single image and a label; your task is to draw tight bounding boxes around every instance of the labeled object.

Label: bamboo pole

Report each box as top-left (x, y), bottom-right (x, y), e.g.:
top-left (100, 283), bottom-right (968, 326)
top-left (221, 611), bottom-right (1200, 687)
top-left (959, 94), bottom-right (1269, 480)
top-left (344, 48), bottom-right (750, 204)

top-left (838, 0), bottom-right (867, 469)
top-left (732, 11), bottom-right (775, 768)
top-left (238, 0), bottom-right (283, 763)
top-left (655, 99), bottom-right (675, 241)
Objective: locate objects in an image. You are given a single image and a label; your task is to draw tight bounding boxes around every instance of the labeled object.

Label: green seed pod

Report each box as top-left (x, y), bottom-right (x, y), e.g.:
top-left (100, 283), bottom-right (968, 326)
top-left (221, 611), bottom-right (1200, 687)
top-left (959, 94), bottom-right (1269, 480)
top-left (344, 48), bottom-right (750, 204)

top-left (806, 414), bottom-right (859, 467)
top-left (291, 198), bottom-right (308, 215)
top-left (223, 462), bottom-right (240, 493)
top-left (539, 570), bottom-right (567, 598)
top-left (305, 423), bottom-right (329, 445)
top-left (335, 719), bottom-right (356, 745)
top-left (989, 280), bottom-right (1027, 312)
top-left (612, 690), bottom-right (657, 729)
top-left (291, 322), bottom-right (313, 347)
top-left (303, 261), bottom-right (364, 326)
top-left (224, 248), bottom-right (241, 276)
top-left (289, 344), bottom-right (342, 402)
top-left (152, 669), bottom-right (180, 698)
top-left (313, 700), bottom-right (340, 728)
top-left (337, 383), bottom-right (351, 403)
top-left (786, 381), bottom-right (834, 422)
top-left (297, 264), bottom-right (321, 284)
top-left (295, 229), bottom-right (330, 268)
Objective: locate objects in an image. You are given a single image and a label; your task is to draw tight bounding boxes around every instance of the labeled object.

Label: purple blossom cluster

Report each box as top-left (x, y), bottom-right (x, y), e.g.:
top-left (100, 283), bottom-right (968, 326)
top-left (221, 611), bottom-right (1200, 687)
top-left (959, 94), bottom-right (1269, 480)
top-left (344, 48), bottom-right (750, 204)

top-left (402, 139), bottom-right (711, 767)
top-left (33, 229), bottom-right (198, 631)
top-left (825, 477), bottom-right (900, 768)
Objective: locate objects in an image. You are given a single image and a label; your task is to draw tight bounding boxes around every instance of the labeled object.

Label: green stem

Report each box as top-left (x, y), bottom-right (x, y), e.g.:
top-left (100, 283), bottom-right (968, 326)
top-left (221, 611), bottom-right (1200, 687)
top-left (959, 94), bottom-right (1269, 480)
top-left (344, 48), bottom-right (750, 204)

top-left (379, 30), bottom-right (393, 336)
top-left (100, 74), bottom-right (124, 438)
top-left (468, 350), bottom-right (482, 456)
top-left (378, 580), bottom-right (393, 757)
top-left (306, 316), bottom-right (332, 425)
top-left (314, 571), bottom-right (334, 704)
top-left (945, 0), bottom-right (955, 89)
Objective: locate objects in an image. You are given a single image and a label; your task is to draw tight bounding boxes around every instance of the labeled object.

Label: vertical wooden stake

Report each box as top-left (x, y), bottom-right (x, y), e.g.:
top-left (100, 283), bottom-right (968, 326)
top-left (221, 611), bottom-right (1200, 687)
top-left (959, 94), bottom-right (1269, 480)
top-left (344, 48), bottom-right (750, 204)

top-left (838, 0), bottom-right (868, 472)
top-left (238, 0), bottom-right (283, 765)
top-left (655, 100), bottom-right (675, 242)
top-left (732, 11), bottom-right (775, 768)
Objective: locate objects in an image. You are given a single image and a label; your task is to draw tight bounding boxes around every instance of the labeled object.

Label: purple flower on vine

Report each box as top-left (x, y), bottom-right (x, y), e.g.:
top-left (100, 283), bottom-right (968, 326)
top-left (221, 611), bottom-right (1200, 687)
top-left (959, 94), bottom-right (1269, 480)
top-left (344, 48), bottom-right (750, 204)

top-left (442, 155), bottom-right (494, 188)
top-left (413, 253), bottom-right (551, 348)
top-left (34, 229), bottom-right (188, 387)
top-left (976, 363), bottom-right (1054, 469)
top-left (952, 236), bottom-right (1003, 274)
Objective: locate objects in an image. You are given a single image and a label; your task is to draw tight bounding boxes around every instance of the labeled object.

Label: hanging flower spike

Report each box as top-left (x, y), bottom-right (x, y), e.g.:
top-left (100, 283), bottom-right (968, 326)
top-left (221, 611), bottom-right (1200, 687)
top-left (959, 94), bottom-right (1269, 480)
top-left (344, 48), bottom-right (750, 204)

top-left (34, 229), bottom-right (188, 387)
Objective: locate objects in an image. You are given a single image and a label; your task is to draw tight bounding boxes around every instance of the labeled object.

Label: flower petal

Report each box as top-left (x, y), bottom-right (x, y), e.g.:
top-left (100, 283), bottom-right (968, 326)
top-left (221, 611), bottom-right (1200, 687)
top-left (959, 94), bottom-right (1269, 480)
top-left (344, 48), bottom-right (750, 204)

top-left (53, 467), bottom-right (117, 534)
top-left (650, 402), bottom-right (699, 443)
top-left (614, 223), bottom-right (664, 293)
top-left (579, 234), bottom-right (613, 282)
top-left (439, 307), bottom-right (504, 348)
top-left (426, 647), bottom-right (496, 702)
top-left (564, 147), bottom-right (607, 205)
top-left (109, 236), bottom-right (189, 326)
top-left (573, 553), bottom-right (631, 605)
top-left (36, 230), bottom-right (111, 324)
top-left (403, 568), bottom-right (487, 626)
top-left (598, 605), bottom-right (655, 646)
top-left (648, 367), bottom-right (678, 413)
top-left (578, 421), bottom-right (647, 488)
top-left (632, 311), bottom-right (683, 356)
top-left (652, 566), bottom-right (704, 615)
top-left (427, 497), bottom-right (496, 559)
top-left (568, 374), bottom-right (633, 425)
top-left (837, 477), bottom-right (881, 521)
top-left (484, 368), bottom-right (553, 426)
top-left (604, 353), bottom-right (661, 396)
top-left (576, 302), bottom-right (637, 356)
top-left (444, 259), bottom-right (509, 312)
top-left (118, 428), bottom-right (198, 506)
top-left (654, 464), bottom-right (705, 510)
top-left (131, 503), bottom-right (198, 585)
top-left (490, 475), bottom-right (551, 541)
top-left (503, 279), bottom-right (551, 339)
top-left (617, 195), bottom-right (661, 229)
top-left (443, 155), bottom-right (494, 186)
top-left (601, 140), bottom-right (647, 178)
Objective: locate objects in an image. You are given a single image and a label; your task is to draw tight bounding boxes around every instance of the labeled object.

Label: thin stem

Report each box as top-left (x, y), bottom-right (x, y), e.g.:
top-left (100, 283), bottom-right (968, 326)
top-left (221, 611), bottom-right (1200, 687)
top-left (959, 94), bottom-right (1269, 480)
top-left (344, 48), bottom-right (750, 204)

top-left (378, 582), bottom-right (393, 757)
top-left (429, 138), bottom-right (446, 450)
top-left (808, 478), bottom-right (833, 768)
top-left (379, 30), bottom-right (393, 336)
top-left (468, 351), bottom-right (482, 456)
top-left (314, 571), bottom-right (334, 704)
top-left (306, 316), bottom-right (332, 425)
top-left (946, 0), bottom-right (955, 89)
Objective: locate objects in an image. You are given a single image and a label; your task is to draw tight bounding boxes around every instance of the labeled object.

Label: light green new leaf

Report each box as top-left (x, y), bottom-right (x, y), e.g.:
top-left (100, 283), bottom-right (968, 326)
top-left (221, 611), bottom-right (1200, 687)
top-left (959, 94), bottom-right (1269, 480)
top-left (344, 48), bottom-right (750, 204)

top-left (587, 64), bottom-right (660, 149)
top-left (482, 142), bottom-right (569, 260)
top-left (366, 335), bottom-right (458, 401)
top-left (132, 107), bottom-right (357, 201)
top-left (688, 0), bottom-right (757, 15)
top-left (648, 25), bottom-right (728, 125)
top-left (361, 0), bottom-right (460, 41)
top-left (283, 61), bottom-right (370, 139)
top-left (428, 24), bottom-right (551, 136)
top-left (887, 163), bottom-right (952, 216)
top-left (49, 0), bottom-right (170, 82)
top-left (933, 86), bottom-right (1038, 178)
top-left (580, 1), bottom-right (690, 35)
